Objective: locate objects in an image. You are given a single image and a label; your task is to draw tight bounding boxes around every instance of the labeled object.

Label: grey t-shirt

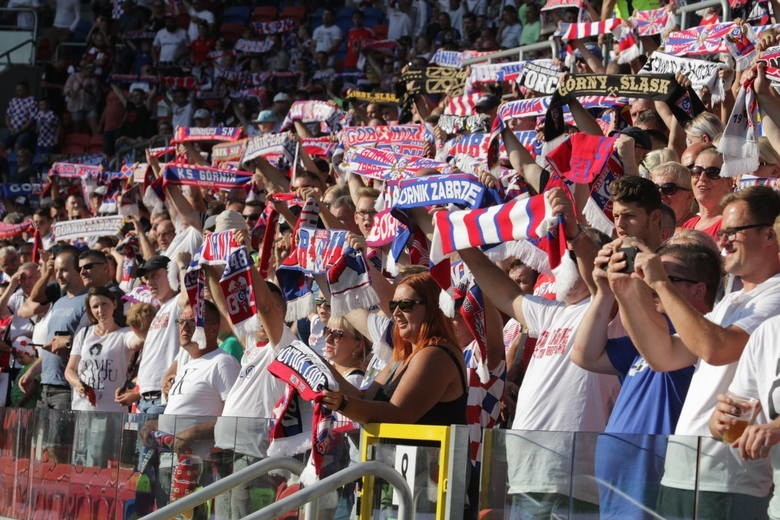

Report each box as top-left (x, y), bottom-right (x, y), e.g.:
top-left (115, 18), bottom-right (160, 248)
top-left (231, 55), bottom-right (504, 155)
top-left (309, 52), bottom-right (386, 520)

top-left (40, 291), bottom-right (87, 386)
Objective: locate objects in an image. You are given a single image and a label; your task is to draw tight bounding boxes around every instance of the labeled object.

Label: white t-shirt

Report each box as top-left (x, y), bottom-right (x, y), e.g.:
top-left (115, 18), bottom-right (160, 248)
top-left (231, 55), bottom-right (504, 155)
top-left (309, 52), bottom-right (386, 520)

top-left (136, 296), bottom-right (181, 394)
top-left (507, 296), bottom-right (619, 503)
top-left (70, 326), bottom-right (135, 412)
top-left (312, 24), bottom-right (342, 54)
top-left (164, 225), bottom-right (203, 291)
top-left (730, 315), bottom-right (780, 517)
top-left (363, 311), bottom-right (393, 385)
top-left (187, 7), bottom-right (214, 42)
top-left (153, 27), bottom-right (189, 63)
top-left (158, 348), bottom-right (239, 460)
top-left (7, 289), bottom-right (36, 342)
top-left (213, 325), bottom-right (298, 457)
top-left (662, 274), bottom-right (780, 496)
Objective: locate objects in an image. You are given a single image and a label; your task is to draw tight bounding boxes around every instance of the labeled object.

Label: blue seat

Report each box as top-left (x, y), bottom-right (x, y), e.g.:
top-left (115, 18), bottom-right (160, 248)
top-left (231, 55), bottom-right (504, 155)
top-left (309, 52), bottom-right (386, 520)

top-left (222, 5), bottom-right (252, 24)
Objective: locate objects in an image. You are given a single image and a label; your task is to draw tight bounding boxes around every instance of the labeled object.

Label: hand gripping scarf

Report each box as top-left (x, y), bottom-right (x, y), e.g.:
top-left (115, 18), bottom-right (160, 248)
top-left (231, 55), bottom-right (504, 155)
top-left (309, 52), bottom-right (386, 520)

top-left (718, 79), bottom-right (760, 177)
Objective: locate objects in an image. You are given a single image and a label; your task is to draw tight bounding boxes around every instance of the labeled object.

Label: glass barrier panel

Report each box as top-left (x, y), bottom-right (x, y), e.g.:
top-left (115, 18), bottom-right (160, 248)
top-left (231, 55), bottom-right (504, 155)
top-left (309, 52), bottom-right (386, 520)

top-left (29, 408), bottom-right (77, 519)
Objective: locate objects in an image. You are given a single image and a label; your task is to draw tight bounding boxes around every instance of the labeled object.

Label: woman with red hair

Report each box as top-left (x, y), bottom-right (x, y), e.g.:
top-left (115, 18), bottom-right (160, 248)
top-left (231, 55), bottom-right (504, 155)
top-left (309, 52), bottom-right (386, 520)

top-left (323, 273), bottom-right (467, 425)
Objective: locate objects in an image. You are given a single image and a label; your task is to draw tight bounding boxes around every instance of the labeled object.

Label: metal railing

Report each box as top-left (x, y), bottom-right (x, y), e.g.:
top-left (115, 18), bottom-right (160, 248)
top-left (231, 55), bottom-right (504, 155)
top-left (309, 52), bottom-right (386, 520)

top-left (0, 8), bottom-right (37, 65)
top-left (141, 456), bottom-right (305, 520)
top-left (678, 0), bottom-right (730, 29)
top-left (462, 38), bottom-right (559, 65)
top-left (0, 38), bottom-right (34, 65)
top-left (244, 461), bottom-right (414, 520)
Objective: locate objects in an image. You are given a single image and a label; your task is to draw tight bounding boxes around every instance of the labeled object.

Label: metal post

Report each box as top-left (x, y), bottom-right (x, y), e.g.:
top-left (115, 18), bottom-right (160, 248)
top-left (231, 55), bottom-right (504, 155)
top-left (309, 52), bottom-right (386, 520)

top-left (141, 456), bottom-right (305, 520)
top-left (244, 461), bottom-right (414, 520)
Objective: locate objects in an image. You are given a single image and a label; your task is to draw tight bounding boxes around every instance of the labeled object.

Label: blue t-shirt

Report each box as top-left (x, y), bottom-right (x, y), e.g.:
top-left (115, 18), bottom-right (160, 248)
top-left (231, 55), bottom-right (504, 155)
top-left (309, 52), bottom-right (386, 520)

top-left (595, 335), bottom-right (694, 519)
top-left (40, 291), bottom-right (87, 386)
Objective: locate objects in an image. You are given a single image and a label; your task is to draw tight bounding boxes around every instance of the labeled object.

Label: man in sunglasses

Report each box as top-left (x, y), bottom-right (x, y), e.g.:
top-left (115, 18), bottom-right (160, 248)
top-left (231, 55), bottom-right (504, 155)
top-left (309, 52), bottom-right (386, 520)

top-left (77, 249), bottom-right (126, 325)
top-left (611, 186), bottom-right (780, 518)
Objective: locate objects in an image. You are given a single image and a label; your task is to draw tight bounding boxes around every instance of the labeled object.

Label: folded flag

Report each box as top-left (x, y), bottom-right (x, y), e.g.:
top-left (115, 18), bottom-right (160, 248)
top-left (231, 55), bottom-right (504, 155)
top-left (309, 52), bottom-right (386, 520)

top-left (632, 7), bottom-right (674, 36)
top-left (430, 193), bottom-right (567, 271)
top-left (546, 133), bottom-right (616, 184)
top-left (662, 23), bottom-right (734, 56)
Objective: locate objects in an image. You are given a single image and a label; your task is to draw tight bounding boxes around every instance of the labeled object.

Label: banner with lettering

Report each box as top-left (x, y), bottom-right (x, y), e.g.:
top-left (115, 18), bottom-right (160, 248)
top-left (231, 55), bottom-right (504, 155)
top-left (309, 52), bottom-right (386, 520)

top-left (340, 125), bottom-right (433, 149)
top-left (0, 183), bottom-right (42, 198)
top-left (52, 216), bottom-right (124, 242)
top-left (640, 52), bottom-right (726, 101)
top-left (401, 66), bottom-right (469, 97)
top-left (48, 162), bottom-right (103, 179)
top-left (251, 18), bottom-right (295, 35)
top-left (295, 227), bottom-right (349, 275)
top-left (280, 101), bottom-right (344, 132)
top-left (344, 90), bottom-right (400, 104)
top-left (163, 164), bottom-right (253, 190)
top-left (269, 340), bottom-right (337, 401)
top-left (171, 126), bottom-right (243, 144)
top-left (517, 62), bottom-right (561, 94)
top-left (387, 173), bottom-right (487, 210)
top-left (234, 38), bottom-right (275, 54)
top-left (212, 139), bottom-right (248, 165)
top-left (241, 133), bottom-right (296, 165)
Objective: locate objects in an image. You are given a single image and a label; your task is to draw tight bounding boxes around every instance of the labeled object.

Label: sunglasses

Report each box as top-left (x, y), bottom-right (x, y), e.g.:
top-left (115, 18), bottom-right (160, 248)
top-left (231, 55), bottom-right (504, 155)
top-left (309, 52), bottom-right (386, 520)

top-left (668, 275), bottom-right (699, 285)
top-left (389, 299), bottom-right (423, 312)
top-left (244, 213), bottom-right (261, 221)
top-left (715, 223), bottom-right (772, 242)
top-left (324, 328), bottom-right (345, 339)
top-left (690, 166), bottom-right (721, 180)
top-left (657, 182), bottom-right (691, 196)
top-left (315, 298), bottom-right (330, 307)
top-left (79, 262), bottom-right (106, 272)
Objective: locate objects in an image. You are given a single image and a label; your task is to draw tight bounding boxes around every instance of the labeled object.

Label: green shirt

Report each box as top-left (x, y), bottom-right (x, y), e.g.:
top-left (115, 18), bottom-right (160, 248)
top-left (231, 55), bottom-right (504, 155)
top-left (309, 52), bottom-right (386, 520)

top-left (11, 363), bottom-right (40, 409)
top-left (219, 335), bottom-right (243, 362)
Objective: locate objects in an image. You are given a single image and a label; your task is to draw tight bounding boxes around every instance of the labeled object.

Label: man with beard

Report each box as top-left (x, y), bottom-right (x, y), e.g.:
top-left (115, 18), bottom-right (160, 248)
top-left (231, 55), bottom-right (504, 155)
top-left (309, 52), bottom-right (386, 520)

top-left (459, 188), bottom-right (619, 518)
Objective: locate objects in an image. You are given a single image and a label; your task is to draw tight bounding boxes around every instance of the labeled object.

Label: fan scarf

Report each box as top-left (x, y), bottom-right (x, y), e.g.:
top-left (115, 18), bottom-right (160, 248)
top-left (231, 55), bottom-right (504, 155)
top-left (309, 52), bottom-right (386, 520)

top-left (0, 220), bottom-right (33, 240)
top-left (543, 74), bottom-right (704, 141)
top-left (241, 133), bottom-right (296, 166)
top-left (0, 182), bottom-right (42, 198)
top-left (736, 175), bottom-right (780, 191)
top-left (341, 147), bottom-right (458, 181)
top-left (268, 340), bottom-right (348, 480)
top-left (163, 163), bottom-right (253, 190)
top-left (662, 23), bottom-right (736, 56)
top-left (758, 45), bottom-right (780, 83)
top-left (400, 65), bottom-right (469, 99)
top-left (251, 18), bottom-right (295, 35)
top-left (340, 125), bottom-right (433, 149)
top-left (365, 209), bottom-right (405, 247)
top-left (445, 93), bottom-right (484, 116)
top-left (327, 246), bottom-right (379, 317)
top-left (517, 62), bottom-right (561, 94)
top-left (641, 52), bottom-right (727, 103)
top-left (718, 81), bottom-right (760, 177)
top-left (430, 49), bottom-right (465, 68)
top-left (632, 7), bottom-right (674, 36)
top-left (171, 126), bottom-right (243, 144)
top-left (554, 18), bottom-right (622, 40)
top-left (301, 137), bottom-right (338, 158)
top-left (437, 114), bottom-right (489, 134)
top-left (52, 216), bottom-right (124, 242)
top-left (430, 193), bottom-right (567, 271)
top-left (211, 139), bottom-right (248, 166)
top-left (48, 162), bottom-right (103, 213)
top-left (546, 133), bottom-right (617, 184)
top-left (344, 90), bottom-right (399, 104)
top-left (234, 39), bottom-right (275, 54)
top-left (280, 101), bottom-right (344, 132)
top-left (385, 173), bottom-right (487, 210)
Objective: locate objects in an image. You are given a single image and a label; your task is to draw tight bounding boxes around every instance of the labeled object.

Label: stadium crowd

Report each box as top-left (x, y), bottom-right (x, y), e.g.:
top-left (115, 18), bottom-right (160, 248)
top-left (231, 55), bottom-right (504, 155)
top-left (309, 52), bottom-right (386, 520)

top-left (4, 0), bottom-right (780, 517)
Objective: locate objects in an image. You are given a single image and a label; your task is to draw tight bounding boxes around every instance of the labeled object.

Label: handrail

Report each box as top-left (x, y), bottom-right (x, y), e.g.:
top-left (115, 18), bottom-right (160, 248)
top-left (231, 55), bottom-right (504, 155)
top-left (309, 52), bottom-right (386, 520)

top-left (141, 456), bottom-right (305, 520)
top-left (461, 38), bottom-right (557, 65)
top-left (242, 461), bottom-right (414, 520)
top-left (0, 7), bottom-right (38, 34)
top-left (0, 38), bottom-right (34, 65)
top-left (677, 0), bottom-right (730, 28)
top-left (54, 41), bottom-right (87, 63)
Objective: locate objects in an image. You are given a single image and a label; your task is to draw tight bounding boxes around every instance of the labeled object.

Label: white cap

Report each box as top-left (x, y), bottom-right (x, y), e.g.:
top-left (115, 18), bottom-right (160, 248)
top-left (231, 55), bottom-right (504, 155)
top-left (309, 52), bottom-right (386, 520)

top-left (273, 92), bottom-right (291, 103)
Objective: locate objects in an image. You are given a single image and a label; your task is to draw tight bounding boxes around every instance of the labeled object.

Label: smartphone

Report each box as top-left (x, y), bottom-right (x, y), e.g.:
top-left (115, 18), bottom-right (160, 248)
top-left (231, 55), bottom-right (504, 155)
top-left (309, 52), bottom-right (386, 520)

top-left (619, 246), bottom-right (639, 274)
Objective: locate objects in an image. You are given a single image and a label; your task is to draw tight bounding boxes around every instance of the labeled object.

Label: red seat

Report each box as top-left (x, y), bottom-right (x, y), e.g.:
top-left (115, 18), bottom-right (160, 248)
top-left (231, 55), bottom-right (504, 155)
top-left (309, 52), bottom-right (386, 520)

top-left (63, 133), bottom-right (91, 147)
top-left (279, 6), bottom-right (306, 24)
top-left (252, 5), bottom-right (278, 22)
top-left (219, 22), bottom-right (245, 43)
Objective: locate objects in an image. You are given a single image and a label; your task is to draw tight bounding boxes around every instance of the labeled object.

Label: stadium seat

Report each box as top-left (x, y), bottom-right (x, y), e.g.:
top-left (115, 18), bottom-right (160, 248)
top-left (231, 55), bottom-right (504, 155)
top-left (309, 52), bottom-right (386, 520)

top-left (223, 5), bottom-right (252, 24)
top-left (219, 22), bottom-right (246, 43)
top-left (251, 5), bottom-right (278, 22)
top-left (87, 134), bottom-right (104, 154)
top-left (177, 13), bottom-right (190, 29)
top-left (279, 6), bottom-right (306, 23)
top-left (372, 23), bottom-right (388, 39)
top-left (62, 133), bottom-right (90, 154)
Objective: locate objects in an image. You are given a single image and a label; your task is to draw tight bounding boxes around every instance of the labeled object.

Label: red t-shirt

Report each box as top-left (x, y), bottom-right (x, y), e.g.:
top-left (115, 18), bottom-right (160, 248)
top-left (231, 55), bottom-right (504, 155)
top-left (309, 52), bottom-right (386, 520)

top-left (191, 37), bottom-right (216, 64)
top-left (681, 215), bottom-right (722, 241)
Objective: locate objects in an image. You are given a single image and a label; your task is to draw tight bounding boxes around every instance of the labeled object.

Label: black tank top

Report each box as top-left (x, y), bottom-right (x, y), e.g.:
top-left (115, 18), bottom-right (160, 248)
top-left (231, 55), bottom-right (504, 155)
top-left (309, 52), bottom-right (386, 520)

top-left (373, 344), bottom-right (468, 426)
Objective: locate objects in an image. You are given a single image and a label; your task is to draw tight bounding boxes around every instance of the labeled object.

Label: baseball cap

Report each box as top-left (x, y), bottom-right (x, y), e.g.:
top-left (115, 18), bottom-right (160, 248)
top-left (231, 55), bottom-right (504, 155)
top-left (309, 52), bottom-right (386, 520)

top-left (193, 108), bottom-right (210, 120)
top-left (215, 210), bottom-right (248, 232)
top-left (273, 92), bottom-right (291, 103)
top-left (255, 110), bottom-right (278, 123)
top-left (136, 255), bottom-right (170, 277)
top-left (204, 215), bottom-right (218, 232)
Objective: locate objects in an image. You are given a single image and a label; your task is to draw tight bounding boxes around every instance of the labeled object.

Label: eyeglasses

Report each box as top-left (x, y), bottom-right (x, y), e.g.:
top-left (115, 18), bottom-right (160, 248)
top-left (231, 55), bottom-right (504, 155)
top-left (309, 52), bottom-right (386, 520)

top-left (244, 213), bottom-right (261, 221)
top-left (324, 327), bottom-right (345, 339)
top-left (79, 262), bottom-right (106, 271)
top-left (176, 318), bottom-right (196, 328)
top-left (668, 275), bottom-right (700, 284)
top-left (690, 166), bottom-right (722, 180)
top-left (314, 298), bottom-right (330, 307)
top-left (356, 210), bottom-right (377, 219)
top-left (657, 182), bottom-right (691, 196)
top-left (716, 223), bottom-right (773, 242)
top-left (389, 299), bottom-right (423, 312)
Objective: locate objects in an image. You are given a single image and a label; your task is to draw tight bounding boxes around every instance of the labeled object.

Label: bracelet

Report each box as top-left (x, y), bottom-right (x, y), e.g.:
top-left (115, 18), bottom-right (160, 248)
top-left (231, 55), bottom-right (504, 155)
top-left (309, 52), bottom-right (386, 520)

top-left (337, 395), bottom-right (349, 412)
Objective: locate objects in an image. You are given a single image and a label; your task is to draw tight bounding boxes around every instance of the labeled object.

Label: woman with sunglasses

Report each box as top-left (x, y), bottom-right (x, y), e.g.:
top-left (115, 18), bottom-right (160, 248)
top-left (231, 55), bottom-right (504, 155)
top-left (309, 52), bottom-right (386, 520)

top-left (650, 162), bottom-right (695, 226)
top-left (681, 147), bottom-right (732, 240)
top-left (323, 316), bottom-right (368, 387)
top-left (322, 273), bottom-right (467, 426)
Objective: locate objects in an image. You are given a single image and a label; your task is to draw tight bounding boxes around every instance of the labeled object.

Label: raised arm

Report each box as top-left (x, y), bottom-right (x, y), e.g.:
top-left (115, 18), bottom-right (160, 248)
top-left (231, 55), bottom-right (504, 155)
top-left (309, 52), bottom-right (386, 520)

top-left (460, 247), bottom-right (526, 327)
top-left (501, 127), bottom-right (546, 194)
